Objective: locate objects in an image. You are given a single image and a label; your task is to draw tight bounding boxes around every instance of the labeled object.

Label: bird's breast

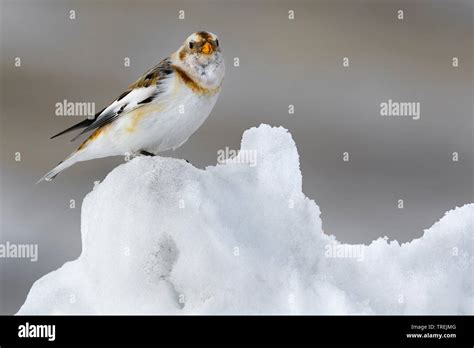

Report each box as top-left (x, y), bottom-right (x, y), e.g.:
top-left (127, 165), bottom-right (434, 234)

top-left (113, 81), bottom-right (219, 153)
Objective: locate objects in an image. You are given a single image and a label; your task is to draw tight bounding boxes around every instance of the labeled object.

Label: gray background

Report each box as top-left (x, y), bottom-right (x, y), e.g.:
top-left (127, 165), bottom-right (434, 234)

top-left (1, 0), bottom-right (472, 315)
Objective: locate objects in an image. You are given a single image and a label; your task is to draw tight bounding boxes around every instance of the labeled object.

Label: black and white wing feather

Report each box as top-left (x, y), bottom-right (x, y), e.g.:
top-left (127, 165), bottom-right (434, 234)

top-left (50, 58), bottom-right (173, 141)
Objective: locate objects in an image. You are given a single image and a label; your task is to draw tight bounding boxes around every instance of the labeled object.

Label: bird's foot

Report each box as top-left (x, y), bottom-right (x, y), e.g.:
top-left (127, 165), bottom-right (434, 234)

top-left (139, 150), bottom-right (156, 157)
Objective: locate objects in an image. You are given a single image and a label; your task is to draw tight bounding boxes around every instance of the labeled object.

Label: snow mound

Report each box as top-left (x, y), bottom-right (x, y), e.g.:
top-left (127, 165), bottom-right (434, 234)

top-left (18, 124), bottom-right (473, 314)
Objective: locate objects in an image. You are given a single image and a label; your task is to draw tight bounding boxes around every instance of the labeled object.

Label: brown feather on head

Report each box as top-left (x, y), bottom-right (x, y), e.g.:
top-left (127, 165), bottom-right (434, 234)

top-left (173, 31), bottom-right (225, 90)
top-left (178, 31), bottom-right (220, 61)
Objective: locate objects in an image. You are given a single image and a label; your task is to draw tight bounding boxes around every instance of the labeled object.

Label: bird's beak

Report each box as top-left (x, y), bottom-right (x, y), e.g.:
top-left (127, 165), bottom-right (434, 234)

top-left (201, 42), bottom-right (213, 55)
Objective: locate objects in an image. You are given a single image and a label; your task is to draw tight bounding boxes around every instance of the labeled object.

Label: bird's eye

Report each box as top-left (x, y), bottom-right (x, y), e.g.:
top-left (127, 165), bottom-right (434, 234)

top-left (189, 42), bottom-right (194, 49)
top-left (215, 39), bottom-right (219, 47)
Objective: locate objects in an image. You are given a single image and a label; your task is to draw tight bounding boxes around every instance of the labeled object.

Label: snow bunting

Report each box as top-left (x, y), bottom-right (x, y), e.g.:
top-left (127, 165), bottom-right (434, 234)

top-left (39, 31), bottom-right (224, 182)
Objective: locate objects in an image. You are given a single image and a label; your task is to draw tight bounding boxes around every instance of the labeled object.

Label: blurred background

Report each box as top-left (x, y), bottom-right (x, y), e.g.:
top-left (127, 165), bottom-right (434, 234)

top-left (0, 0), bottom-right (472, 314)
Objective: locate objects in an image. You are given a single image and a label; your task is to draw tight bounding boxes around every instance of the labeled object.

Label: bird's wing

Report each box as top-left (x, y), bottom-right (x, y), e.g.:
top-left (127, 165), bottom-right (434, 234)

top-left (50, 58), bottom-right (173, 141)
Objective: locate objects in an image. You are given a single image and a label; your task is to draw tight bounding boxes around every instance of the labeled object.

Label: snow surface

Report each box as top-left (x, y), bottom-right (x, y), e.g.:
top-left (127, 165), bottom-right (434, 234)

top-left (18, 124), bottom-right (473, 314)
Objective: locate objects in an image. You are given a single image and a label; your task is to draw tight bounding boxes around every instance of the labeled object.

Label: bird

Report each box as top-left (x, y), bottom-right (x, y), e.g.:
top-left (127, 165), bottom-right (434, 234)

top-left (38, 31), bottom-right (225, 182)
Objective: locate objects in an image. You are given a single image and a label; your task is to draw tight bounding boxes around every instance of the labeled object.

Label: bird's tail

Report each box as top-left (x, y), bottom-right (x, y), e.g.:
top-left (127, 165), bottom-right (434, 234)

top-left (36, 152), bottom-right (81, 183)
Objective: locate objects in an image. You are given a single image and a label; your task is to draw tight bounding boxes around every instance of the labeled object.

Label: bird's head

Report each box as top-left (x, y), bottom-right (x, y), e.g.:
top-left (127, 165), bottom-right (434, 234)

top-left (174, 31), bottom-right (225, 89)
